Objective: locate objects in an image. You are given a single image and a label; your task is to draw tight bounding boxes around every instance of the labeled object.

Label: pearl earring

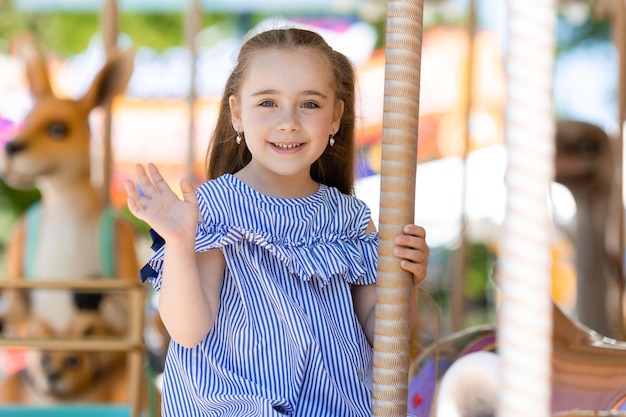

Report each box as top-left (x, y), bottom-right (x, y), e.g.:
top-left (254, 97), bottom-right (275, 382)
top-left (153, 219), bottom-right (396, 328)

top-left (329, 134), bottom-right (335, 147)
top-left (236, 133), bottom-right (242, 145)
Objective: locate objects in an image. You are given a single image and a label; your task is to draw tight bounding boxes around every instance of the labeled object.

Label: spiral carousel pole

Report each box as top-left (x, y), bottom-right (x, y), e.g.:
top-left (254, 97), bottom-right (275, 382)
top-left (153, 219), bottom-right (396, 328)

top-left (372, 1), bottom-right (424, 415)
top-left (497, 1), bottom-right (557, 416)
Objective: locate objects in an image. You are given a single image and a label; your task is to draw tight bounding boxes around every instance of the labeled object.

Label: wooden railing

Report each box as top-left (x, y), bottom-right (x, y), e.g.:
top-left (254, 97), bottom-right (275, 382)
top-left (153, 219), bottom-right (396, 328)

top-left (0, 279), bottom-right (146, 417)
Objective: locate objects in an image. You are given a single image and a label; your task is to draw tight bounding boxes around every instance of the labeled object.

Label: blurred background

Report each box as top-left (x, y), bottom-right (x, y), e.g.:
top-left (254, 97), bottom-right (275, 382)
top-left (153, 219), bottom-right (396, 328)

top-left (0, 0), bottom-right (621, 338)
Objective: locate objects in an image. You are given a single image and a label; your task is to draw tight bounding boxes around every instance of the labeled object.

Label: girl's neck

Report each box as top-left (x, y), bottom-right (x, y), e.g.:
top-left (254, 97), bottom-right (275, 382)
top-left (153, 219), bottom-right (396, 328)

top-left (234, 166), bottom-right (319, 199)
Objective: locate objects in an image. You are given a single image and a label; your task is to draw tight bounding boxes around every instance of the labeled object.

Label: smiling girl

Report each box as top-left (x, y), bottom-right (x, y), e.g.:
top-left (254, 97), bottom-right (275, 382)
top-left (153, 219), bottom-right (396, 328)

top-left (125, 27), bottom-right (429, 416)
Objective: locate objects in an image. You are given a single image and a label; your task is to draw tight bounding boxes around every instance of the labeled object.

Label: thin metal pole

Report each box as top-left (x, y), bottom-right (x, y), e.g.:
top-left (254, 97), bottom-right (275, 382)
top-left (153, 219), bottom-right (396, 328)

top-left (450, 0), bottom-right (477, 333)
top-left (185, 0), bottom-right (201, 183)
top-left (618, 0), bottom-right (626, 128)
top-left (100, 0), bottom-right (118, 206)
top-left (616, 0), bottom-right (626, 326)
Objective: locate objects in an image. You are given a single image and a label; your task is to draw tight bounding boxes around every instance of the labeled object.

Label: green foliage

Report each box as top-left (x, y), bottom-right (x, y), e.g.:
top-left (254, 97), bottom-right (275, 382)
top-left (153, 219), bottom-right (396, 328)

top-left (0, 178), bottom-right (40, 218)
top-left (464, 242), bottom-right (496, 302)
top-left (0, 0), bottom-right (27, 51)
top-left (0, 179), bottom-right (40, 272)
top-left (0, 1), bottom-right (238, 56)
top-left (421, 243), bottom-right (497, 332)
top-left (556, 12), bottom-right (612, 55)
top-left (26, 13), bottom-right (99, 56)
top-left (120, 13), bottom-right (184, 52)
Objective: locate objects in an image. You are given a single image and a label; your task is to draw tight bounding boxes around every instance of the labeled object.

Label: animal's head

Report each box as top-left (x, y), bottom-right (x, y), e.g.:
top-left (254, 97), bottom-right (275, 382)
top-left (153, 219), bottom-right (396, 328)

top-left (24, 311), bottom-right (122, 398)
top-left (554, 119), bottom-right (613, 194)
top-left (1, 37), bottom-right (134, 189)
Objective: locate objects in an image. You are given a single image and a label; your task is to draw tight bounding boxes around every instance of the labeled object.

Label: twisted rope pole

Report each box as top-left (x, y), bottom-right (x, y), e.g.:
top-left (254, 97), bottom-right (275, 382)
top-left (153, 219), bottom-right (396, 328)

top-left (497, 1), bottom-right (556, 416)
top-left (372, 1), bottom-right (424, 415)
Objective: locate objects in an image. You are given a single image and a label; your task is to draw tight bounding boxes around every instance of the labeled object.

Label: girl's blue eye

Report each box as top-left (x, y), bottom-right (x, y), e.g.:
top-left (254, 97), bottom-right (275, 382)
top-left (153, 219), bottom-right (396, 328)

top-left (302, 102), bottom-right (319, 109)
top-left (260, 100), bottom-right (276, 107)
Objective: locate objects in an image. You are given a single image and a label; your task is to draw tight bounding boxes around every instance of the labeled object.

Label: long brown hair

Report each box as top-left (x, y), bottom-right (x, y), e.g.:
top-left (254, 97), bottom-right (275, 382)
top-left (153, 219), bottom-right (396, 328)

top-left (205, 28), bottom-right (357, 195)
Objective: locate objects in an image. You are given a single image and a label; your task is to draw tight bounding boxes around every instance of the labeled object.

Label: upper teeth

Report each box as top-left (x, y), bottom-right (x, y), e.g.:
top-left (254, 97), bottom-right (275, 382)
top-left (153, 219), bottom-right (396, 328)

top-left (275, 143), bottom-right (299, 149)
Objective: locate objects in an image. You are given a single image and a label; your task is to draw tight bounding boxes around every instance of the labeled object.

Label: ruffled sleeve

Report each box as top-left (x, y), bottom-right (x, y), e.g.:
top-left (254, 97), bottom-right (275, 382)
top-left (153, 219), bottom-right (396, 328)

top-left (139, 221), bottom-right (233, 291)
top-left (139, 228), bottom-right (164, 288)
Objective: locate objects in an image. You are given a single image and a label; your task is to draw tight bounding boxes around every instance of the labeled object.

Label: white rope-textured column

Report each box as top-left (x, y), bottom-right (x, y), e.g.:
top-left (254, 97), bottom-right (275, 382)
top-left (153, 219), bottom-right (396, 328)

top-left (497, 1), bottom-right (556, 417)
top-left (372, 1), bottom-right (423, 416)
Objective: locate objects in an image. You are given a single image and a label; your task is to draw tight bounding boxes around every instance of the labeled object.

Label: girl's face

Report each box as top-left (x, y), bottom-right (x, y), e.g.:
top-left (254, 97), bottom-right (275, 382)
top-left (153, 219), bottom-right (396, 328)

top-left (229, 48), bottom-right (343, 185)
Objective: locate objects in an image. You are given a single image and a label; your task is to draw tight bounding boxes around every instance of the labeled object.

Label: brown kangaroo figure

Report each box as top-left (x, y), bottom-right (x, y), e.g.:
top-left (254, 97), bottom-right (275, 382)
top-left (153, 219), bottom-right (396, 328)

top-left (0, 38), bottom-right (160, 413)
top-left (1, 38), bottom-right (137, 333)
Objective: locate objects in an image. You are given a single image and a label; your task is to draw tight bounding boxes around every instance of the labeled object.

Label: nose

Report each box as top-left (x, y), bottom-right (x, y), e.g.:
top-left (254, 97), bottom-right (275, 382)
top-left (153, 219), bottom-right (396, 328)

top-left (5, 141), bottom-right (27, 156)
top-left (276, 108), bottom-right (299, 132)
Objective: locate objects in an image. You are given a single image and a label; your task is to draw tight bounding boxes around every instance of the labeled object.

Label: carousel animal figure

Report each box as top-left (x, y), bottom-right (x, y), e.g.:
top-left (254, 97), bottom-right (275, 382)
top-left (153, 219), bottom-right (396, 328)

top-left (407, 120), bottom-right (626, 416)
top-left (412, 304), bottom-right (626, 417)
top-left (0, 295), bottom-right (127, 404)
top-left (553, 119), bottom-right (625, 340)
top-left (0, 36), bottom-right (137, 339)
top-left (0, 36), bottom-right (161, 412)
top-left (0, 294), bottom-right (160, 414)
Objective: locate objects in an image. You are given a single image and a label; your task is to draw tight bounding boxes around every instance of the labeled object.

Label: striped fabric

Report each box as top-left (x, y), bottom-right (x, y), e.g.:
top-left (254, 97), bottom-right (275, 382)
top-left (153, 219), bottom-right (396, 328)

top-left (143, 174), bottom-right (379, 416)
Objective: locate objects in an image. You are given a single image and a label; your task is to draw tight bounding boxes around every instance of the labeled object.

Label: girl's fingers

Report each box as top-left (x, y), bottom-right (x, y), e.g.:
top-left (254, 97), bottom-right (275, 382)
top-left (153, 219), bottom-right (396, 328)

top-left (402, 261), bottom-right (427, 284)
top-left (392, 224), bottom-right (429, 283)
top-left (124, 180), bottom-right (150, 215)
top-left (394, 235), bottom-right (428, 253)
top-left (125, 182), bottom-right (142, 215)
top-left (395, 225), bottom-right (429, 253)
top-left (403, 224), bottom-right (426, 238)
top-left (148, 163), bottom-right (171, 193)
top-left (393, 246), bottom-right (426, 264)
top-left (126, 195), bottom-right (140, 216)
top-left (123, 178), bottom-right (136, 196)
top-left (124, 179), bottom-right (140, 204)
top-left (135, 163), bottom-right (158, 197)
top-left (180, 178), bottom-right (198, 204)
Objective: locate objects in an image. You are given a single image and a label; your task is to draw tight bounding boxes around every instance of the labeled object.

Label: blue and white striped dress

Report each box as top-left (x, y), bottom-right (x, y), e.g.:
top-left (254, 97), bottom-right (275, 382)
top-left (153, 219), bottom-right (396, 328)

top-left (142, 174), bottom-right (379, 416)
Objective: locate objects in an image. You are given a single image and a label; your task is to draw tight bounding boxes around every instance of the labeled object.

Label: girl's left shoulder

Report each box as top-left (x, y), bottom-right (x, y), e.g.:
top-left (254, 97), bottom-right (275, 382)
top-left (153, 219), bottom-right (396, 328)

top-left (320, 185), bottom-right (372, 227)
top-left (323, 184), bottom-right (369, 209)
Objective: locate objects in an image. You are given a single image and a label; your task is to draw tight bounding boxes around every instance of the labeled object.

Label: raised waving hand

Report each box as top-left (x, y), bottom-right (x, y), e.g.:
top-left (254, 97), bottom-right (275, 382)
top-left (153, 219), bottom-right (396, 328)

top-left (125, 163), bottom-right (199, 245)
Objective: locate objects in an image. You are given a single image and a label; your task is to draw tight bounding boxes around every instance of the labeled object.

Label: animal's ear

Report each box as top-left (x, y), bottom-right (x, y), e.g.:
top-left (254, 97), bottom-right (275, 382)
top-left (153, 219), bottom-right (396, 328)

top-left (79, 48), bottom-right (135, 112)
top-left (14, 37), bottom-right (53, 99)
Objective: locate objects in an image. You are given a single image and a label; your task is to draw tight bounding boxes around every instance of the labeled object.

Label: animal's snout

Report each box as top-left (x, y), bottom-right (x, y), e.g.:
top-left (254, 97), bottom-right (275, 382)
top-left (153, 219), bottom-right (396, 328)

top-left (5, 141), bottom-right (27, 156)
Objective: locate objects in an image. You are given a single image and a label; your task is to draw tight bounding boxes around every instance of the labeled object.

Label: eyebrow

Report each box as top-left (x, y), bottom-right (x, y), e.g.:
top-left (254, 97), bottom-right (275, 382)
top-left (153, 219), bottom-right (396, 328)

top-left (251, 89), bottom-right (328, 99)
